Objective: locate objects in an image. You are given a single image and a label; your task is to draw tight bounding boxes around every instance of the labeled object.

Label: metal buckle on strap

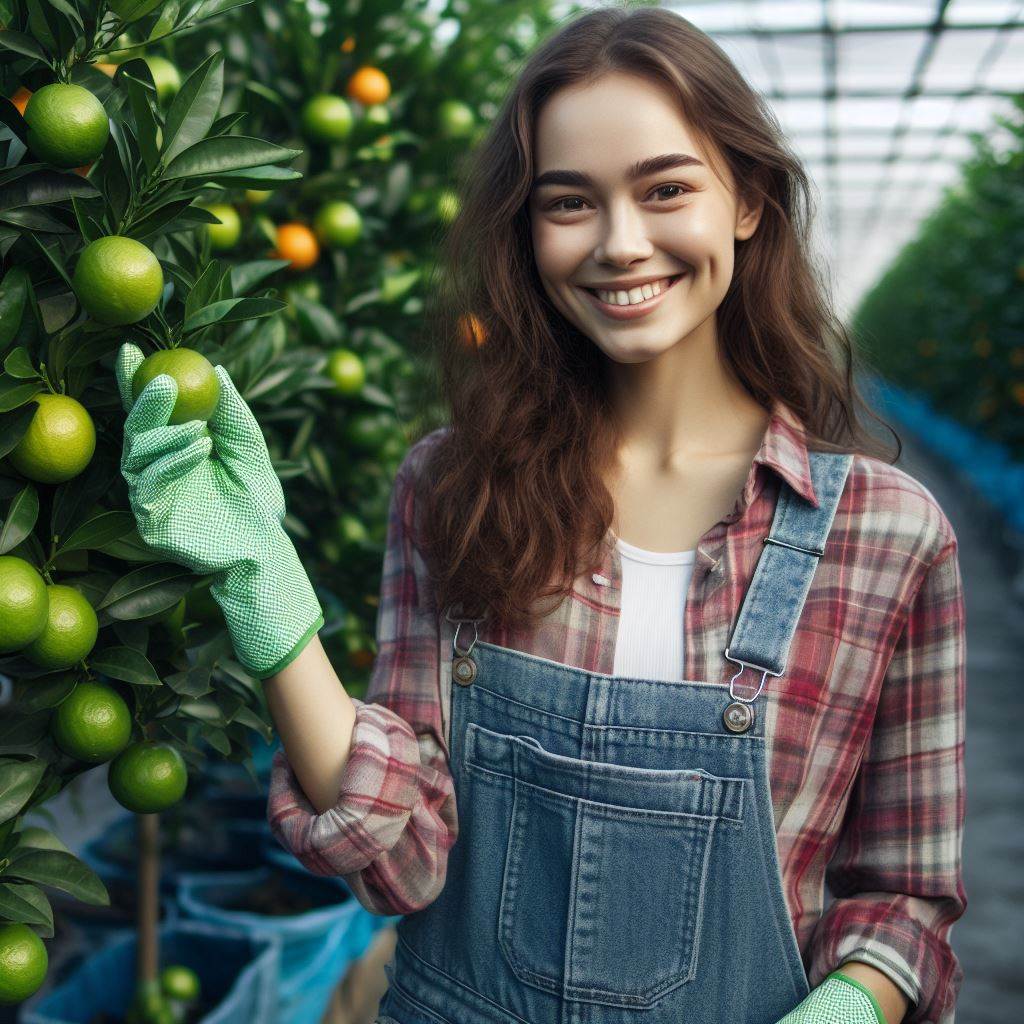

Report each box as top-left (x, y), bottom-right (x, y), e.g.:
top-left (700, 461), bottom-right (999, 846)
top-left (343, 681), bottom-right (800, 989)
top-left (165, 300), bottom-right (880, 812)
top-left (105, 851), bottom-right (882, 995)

top-left (762, 535), bottom-right (825, 557)
top-left (445, 603), bottom-right (485, 657)
top-left (723, 646), bottom-right (783, 703)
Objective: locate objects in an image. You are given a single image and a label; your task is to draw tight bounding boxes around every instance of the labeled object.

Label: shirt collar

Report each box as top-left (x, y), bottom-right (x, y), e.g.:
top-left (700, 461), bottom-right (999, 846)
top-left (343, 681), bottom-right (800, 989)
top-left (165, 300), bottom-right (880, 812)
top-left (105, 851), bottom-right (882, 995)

top-left (756, 397), bottom-right (819, 510)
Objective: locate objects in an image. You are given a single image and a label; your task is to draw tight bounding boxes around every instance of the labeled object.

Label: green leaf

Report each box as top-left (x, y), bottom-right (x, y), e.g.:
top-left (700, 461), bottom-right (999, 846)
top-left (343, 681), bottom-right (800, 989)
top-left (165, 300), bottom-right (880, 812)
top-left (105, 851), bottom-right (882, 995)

top-left (4, 849), bottom-right (110, 906)
top-left (0, 882), bottom-right (53, 929)
top-left (57, 511), bottom-right (136, 555)
top-left (9, 673), bottom-right (76, 713)
top-left (0, 266), bottom-right (30, 348)
top-left (0, 760), bottom-right (46, 825)
top-left (0, 168), bottom-right (100, 214)
top-left (161, 50), bottom-right (225, 167)
top-left (199, 165), bottom-right (302, 189)
top-left (2, 347), bottom-right (37, 380)
top-left (0, 483), bottom-right (40, 555)
top-left (229, 259), bottom-right (290, 296)
top-left (163, 664), bottom-right (213, 698)
top-left (0, 30), bottom-right (50, 63)
top-left (120, 62), bottom-right (161, 174)
top-left (88, 646), bottom-right (162, 686)
top-left (96, 562), bottom-right (196, 617)
top-left (182, 297), bottom-right (284, 334)
top-left (0, 207), bottom-right (74, 233)
top-left (162, 136), bottom-right (302, 181)
top-left (0, 713), bottom-right (51, 752)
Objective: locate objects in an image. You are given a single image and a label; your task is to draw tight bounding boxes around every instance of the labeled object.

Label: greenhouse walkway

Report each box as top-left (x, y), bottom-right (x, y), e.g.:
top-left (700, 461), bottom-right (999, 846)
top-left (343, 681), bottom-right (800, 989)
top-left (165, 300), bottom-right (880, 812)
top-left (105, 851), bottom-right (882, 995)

top-left (25, 421), bottom-right (1023, 1024)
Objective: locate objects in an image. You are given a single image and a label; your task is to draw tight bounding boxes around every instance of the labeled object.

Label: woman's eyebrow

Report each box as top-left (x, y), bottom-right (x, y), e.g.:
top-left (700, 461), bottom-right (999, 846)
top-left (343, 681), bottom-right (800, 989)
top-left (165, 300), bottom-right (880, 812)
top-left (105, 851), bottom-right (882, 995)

top-left (531, 153), bottom-right (705, 192)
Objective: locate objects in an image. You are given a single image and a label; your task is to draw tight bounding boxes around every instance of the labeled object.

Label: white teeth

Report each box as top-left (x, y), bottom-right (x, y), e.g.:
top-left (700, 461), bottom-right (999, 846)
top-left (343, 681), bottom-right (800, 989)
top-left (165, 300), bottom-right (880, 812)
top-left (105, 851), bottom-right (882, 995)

top-left (595, 276), bottom-right (673, 306)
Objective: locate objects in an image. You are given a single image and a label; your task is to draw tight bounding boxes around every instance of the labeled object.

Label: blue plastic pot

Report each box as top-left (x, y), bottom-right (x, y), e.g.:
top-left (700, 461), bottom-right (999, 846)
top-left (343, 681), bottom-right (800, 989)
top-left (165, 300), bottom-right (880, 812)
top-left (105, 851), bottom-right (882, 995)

top-left (175, 863), bottom-right (365, 1024)
top-left (21, 920), bottom-right (280, 1024)
top-left (81, 813), bottom-right (271, 888)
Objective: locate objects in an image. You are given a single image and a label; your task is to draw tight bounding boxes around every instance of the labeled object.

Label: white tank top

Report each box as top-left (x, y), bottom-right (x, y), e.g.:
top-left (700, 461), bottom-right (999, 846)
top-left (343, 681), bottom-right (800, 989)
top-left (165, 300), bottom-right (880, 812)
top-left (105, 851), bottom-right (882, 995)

top-left (612, 536), bottom-right (697, 683)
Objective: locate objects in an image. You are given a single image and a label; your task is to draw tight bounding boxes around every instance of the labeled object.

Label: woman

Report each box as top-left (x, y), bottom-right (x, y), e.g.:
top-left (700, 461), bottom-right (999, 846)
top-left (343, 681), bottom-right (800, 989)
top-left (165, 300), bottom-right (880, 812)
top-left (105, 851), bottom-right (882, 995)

top-left (116, 7), bottom-right (966, 1024)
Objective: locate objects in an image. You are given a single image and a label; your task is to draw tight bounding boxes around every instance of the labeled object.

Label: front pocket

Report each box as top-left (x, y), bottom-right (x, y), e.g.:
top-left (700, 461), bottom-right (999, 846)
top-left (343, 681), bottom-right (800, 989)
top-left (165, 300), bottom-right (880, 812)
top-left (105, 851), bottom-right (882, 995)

top-left (464, 722), bottom-right (747, 1008)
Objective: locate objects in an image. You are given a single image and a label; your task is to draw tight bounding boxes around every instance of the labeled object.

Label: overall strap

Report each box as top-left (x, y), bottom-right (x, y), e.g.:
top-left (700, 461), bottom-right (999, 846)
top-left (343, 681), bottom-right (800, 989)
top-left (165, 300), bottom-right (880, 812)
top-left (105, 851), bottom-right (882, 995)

top-left (723, 450), bottom-right (853, 694)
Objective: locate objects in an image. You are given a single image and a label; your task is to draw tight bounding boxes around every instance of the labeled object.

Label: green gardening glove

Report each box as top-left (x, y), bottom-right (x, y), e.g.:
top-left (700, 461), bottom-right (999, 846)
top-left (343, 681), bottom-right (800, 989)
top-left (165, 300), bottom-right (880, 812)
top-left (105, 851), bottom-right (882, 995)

top-left (774, 970), bottom-right (888, 1024)
top-left (114, 342), bottom-right (324, 679)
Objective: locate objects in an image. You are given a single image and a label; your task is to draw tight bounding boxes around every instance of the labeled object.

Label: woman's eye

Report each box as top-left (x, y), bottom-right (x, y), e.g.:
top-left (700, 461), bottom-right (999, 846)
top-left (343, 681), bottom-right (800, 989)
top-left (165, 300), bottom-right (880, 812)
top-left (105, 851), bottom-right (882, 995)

top-left (547, 184), bottom-right (689, 212)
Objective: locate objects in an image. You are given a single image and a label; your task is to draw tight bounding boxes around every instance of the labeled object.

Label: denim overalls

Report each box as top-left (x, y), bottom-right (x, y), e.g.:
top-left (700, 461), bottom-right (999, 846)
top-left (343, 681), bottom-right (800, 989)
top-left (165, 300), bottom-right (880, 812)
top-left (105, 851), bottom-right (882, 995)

top-left (376, 450), bottom-right (853, 1024)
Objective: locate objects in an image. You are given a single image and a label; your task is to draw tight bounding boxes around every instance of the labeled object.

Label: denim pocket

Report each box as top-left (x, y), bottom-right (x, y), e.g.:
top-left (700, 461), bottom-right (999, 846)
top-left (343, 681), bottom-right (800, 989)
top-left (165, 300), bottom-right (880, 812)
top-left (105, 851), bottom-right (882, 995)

top-left (464, 722), bottom-right (746, 1009)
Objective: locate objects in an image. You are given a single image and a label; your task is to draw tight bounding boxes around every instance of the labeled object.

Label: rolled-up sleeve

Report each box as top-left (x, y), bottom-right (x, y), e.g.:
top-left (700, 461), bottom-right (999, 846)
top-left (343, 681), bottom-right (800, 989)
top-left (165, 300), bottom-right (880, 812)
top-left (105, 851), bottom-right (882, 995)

top-left (807, 534), bottom-right (967, 1024)
top-left (267, 435), bottom-right (458, 916)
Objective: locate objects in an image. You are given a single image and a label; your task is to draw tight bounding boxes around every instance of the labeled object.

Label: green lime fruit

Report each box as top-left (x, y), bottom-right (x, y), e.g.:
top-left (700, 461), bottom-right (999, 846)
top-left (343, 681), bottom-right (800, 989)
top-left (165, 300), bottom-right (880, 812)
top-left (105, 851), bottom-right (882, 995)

top-left (143, 55), bottom-right (181, 104)
top-left (436, 188), bottom-right (460, 224)
top-left (73, 236), bottom-right (163, 326)
top-left (197, 203), bottom-right (241, 250)
top-left (22, 584), bottom-right (99, 670)
top-left (51, 681), bottom-right (132, 763)
top-left (0, 923), bottom-right (47, 1005)
top-left (23, 83), bottom-right (109, 169)
top-left (313, 201), bottom-right (361, 248)
top-left (132, 348), bottom-right (221, 425)
top-left (245, 189), bottom-right (272, 205)
top-left (300, 94), bottom-right (353, 143)
top-left (326, 349), bottom-right (365, 395)
top-left (437, 99), bottom-right (475, 139)
top-left (334, 512), bottom-right (369, 546)
top-left (364, 104), bottom-right (391, 130)
top-left (6, 393), bottom-right (96, 484)
top-left (0, 556), bottom-right (48, 653)
top-left (160, 964), bottom-right (200, 1002)
top-left (108, 740), bottom-right (188, 814)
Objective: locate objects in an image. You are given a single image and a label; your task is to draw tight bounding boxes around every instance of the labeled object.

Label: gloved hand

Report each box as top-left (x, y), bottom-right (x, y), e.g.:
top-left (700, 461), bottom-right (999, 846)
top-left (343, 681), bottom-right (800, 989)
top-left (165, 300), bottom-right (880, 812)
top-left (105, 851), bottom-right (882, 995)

top-left (114, 342), bottom-right (324, 679)
top-left (774, 970), bottom-right (887, 1024)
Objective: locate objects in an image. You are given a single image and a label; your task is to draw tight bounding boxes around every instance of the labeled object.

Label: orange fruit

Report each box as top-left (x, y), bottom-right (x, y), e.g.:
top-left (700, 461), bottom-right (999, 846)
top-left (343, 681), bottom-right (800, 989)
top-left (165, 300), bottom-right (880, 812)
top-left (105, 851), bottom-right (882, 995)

top-left (73, 235), bottom-right (163, 325)
top-left (24, 83), bottom-right (109, 169)
top-left (9, 86), bottom-right (31, 115)
top-left (0, 556), bottom-right (48, 653)
top-left (346, 66), bottom-right (390, 106)
top-left (272, 223), bottom-right (319, 271)
top-left (108, 741), bottom-right (188, 813)
top-left (22, 584), bottom-right (99, 670)
top-left (340, 35), bottom-right (356, 53)
top-left (131, 347), bottom-right (221, 425)
top-left (6, 393), bottom-right (96, 484)
top-left (51, 681), bottom-right (132, 763)
top-left (0, 923), bottom-right (47, 1005)
top-left (93, 62), bottom-right (119, 78)
top-left (458, 312), bottom-right (487, 348)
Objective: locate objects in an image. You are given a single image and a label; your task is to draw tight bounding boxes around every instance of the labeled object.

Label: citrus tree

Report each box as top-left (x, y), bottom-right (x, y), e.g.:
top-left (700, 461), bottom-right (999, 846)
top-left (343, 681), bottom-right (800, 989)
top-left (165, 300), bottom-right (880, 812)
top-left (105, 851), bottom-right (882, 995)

top-left (0, 0), bottom-right (330, 1013)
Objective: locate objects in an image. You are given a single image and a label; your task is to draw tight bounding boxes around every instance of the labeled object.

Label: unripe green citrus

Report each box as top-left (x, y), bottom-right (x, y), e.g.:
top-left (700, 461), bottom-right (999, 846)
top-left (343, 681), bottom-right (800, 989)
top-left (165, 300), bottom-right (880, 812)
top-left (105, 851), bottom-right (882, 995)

top-left (143, 55), bottom-right (181, 104)
top-left (132, 348), bottom-right (221, 425)
top-left (22, 584), bottom-right (99, 670)
top-left (0, 923), bottom-right (47, 1005)
top-left (0, 556), bottom-right (48, 653)
top-left (300, 94), bottom-right (353, 143)
top-left (51, 681), bottom-right (132, 763)
top-left (73, 236), bottom-right (163, 325)
top-left (24, 83), bottom-right (109, 168)
top-left (437, 99), bottom-right (475, 139)
top-left (6, 393), bottom-right (96, 484)
top-left (313, 201), bottom-right (361, 248)
top-left (436, 189), bottom-right (460, 224)
top-left (197, 203), bottom-right (241, 250)
top-left (245, 189), bottom-right (272, 205)
top-left (326, 349), bottom-right (365, 395)
top-left (108, 741), bottom-right (188, 814)
top-left (160, 964), bottom-right (200, 1002)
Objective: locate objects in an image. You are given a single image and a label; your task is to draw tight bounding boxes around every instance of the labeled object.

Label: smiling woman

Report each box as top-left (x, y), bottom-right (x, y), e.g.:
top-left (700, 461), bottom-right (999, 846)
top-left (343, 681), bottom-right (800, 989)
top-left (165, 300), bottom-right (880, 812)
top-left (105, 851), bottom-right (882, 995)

top-left (265, 8), bottom-right (966, 1024)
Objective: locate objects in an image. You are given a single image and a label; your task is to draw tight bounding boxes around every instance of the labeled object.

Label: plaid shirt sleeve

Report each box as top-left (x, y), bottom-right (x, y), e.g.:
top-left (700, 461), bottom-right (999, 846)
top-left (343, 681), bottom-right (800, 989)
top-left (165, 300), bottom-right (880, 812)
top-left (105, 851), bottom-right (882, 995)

top-left (267, 451), bottom-right (458, 916)
top-left (807, 528), bottom-right (967, 1024)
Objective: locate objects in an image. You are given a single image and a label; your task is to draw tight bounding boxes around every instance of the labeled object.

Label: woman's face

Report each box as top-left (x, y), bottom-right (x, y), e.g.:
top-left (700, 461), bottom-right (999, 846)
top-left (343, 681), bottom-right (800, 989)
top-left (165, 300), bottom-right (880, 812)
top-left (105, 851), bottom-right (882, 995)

top-left (529, 71), bottom-right (762, 364)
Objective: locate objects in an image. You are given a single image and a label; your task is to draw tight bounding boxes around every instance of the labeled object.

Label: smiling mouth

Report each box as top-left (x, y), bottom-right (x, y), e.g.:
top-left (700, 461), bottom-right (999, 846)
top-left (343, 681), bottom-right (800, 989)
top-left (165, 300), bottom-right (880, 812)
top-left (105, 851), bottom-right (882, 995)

top-left (580, 273), bottom-right (686, 300)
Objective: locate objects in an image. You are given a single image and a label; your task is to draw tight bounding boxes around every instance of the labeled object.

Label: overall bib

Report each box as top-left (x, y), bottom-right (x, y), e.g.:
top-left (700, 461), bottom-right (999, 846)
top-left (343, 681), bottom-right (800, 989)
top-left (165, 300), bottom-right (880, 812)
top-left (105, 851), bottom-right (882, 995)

top-left (376, 449), bottom-right (853, 1024)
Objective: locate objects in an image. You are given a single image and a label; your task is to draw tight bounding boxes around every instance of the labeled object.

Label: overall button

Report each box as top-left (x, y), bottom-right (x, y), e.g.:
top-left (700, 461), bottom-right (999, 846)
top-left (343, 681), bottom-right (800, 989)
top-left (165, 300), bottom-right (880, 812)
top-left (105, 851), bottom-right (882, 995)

top-left (453, 655), bottom-right (477, 686)
top-left (723, 701), bottom-right (754, 733)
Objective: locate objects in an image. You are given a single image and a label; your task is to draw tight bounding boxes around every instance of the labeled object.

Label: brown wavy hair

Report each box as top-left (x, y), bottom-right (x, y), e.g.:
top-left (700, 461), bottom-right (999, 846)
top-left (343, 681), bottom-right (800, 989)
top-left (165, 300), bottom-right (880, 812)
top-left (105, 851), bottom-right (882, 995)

top-left (405, 3), bottom-right (900, 633)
